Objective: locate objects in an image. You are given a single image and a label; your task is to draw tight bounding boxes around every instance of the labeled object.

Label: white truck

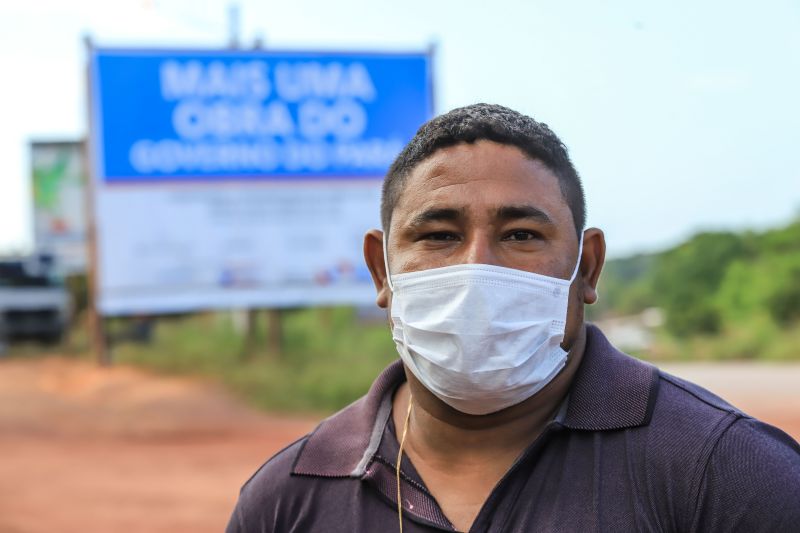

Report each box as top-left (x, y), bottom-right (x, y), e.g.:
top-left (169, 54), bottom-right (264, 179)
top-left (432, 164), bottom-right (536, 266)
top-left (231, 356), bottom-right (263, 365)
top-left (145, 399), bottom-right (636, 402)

top-left (0, 256), bottom-right (71, 349)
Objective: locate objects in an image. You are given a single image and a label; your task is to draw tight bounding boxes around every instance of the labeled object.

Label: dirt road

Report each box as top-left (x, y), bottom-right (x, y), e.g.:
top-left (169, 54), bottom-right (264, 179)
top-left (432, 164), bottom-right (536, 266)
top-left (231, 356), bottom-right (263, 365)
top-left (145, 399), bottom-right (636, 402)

top-left (0, 357), bottom-right (318, 533)
top-left (0, 356), bottom-right (798, 533)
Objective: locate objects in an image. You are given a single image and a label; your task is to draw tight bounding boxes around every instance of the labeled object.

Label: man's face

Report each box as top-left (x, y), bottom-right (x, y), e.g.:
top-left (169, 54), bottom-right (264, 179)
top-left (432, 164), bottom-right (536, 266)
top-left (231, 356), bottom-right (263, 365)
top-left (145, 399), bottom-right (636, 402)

top-left (363, 139), bottom-right (603, 418)
top-left (373, 139), bottom-right (589, 351)
top-left (386, 140), bottom-right (581, 284)
top-left (364, 141), bottom-right (605, 420)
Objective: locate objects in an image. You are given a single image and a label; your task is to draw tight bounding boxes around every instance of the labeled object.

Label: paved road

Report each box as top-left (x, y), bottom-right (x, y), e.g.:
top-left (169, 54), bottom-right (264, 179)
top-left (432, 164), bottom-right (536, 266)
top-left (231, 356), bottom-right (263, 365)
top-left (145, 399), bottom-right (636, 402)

top-left (0, 356), bottom-right (797, 533)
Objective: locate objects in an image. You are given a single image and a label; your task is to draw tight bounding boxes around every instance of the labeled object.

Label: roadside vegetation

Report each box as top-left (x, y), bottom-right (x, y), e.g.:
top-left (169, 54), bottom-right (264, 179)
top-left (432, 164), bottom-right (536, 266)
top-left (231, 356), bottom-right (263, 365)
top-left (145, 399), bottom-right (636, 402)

top-left (590, 218), bottom-right (800, 361)
top-left (62, 306), bottom-right (398, 414)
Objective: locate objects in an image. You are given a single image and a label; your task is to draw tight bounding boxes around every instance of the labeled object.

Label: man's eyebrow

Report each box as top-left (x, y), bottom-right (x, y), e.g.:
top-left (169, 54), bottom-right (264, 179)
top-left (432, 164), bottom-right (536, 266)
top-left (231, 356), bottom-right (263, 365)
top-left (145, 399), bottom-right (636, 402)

top-left (407, 207), bottom-right (466, 228)
top-left (495, 205), bottom-right (555, 225)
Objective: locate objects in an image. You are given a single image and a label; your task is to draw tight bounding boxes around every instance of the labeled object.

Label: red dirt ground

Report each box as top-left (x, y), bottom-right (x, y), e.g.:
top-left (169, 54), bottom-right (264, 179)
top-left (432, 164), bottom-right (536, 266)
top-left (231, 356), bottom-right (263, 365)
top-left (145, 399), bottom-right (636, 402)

top-left (0, 356), bottom-right (797, 533)
top-left (0, 357), bottom-right (318, 533)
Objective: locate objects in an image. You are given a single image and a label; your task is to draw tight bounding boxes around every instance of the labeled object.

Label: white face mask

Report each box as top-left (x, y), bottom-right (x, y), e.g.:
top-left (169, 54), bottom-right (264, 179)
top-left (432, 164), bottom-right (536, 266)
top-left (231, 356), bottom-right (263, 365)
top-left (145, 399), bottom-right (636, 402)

top-left (385, 233), bottom-right (584, 415)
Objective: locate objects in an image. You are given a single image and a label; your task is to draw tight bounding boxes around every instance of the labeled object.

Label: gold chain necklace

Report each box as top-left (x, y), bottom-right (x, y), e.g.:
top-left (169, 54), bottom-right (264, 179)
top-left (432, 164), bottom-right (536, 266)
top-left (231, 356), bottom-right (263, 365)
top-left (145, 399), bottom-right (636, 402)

top-left (397, 394), bottom-right (413, 533)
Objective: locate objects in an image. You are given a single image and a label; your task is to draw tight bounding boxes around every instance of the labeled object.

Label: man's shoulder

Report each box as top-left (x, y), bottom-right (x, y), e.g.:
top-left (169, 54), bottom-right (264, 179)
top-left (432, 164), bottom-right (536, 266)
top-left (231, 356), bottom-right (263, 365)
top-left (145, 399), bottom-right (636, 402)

top-left (230, 383), bottom-right (379, 513)
top-left (659, 375), bottom-right (800, 530)
top-left (630, 363), bottom-right (800, 525)
top-left (654, 365), bottom-right (800, 459)
top-left (654, 369), bottom-right (744, 425)
top-left (239, 435), bottom-right (310, 497)
top-left (226, 361), bottom-right (404, 533)
top-left (227, 428), bottom-right (366, 533)
top-left (581, 326), bottom-right (759, 439)
top-left (228, 435), bottom-right (310, 531)
top-left (579, 336), bottom-right (800, 529)
top-left (580, 327), bottom-right (797, 468)
top-left (645, 365), bottom-right (793, 457)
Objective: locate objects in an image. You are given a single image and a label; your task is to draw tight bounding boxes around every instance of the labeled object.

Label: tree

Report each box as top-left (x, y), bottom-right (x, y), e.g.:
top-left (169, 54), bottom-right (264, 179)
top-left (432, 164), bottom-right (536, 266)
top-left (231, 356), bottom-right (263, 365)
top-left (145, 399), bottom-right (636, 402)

top-left (652, 232), bottom-right (749, 336)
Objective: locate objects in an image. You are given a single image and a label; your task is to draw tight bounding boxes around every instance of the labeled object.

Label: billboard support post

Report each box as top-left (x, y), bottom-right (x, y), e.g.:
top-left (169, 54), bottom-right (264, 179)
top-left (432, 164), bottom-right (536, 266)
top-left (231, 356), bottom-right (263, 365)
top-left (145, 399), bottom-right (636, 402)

top-left (242, 308), bottom-right (257, 359)
top-left (84, 35), bottom-right (110, 366)
top-left (266, 309), bottom-right (283, 358)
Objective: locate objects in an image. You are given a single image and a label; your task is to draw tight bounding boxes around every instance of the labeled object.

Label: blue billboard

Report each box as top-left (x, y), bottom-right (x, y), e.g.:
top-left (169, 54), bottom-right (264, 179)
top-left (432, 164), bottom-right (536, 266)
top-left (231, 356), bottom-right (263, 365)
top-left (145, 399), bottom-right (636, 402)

top-left (89, 48), bottom-right (433, 182)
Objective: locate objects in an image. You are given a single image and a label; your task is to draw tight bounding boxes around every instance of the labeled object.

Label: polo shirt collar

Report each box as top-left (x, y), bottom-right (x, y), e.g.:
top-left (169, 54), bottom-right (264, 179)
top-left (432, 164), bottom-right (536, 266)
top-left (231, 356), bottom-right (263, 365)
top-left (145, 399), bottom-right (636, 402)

top-left (292, 324), bottom-right (659, 478)
top-left (292, 360), bottom-right (402, 478)
top-left (562, 324), bottom-right (660, 431)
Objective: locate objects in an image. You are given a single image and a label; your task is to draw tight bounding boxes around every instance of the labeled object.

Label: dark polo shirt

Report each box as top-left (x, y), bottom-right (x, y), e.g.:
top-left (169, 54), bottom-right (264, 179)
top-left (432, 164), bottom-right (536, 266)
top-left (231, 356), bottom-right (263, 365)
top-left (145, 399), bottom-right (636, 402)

top-left (227, 325), bottom-right (800, 532)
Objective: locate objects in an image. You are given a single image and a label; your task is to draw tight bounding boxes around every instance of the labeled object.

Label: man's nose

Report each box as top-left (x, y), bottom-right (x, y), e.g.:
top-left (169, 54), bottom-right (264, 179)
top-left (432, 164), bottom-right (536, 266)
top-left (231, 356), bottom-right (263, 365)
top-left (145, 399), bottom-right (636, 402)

top-left (462, 234), bottom-right (498, 265)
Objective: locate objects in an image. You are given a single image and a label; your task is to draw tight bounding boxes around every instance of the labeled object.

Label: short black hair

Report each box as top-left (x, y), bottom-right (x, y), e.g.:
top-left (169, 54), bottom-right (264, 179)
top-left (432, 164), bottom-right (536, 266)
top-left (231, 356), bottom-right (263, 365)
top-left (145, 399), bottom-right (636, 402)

top-left (381, 103), bottom-right (586, 236)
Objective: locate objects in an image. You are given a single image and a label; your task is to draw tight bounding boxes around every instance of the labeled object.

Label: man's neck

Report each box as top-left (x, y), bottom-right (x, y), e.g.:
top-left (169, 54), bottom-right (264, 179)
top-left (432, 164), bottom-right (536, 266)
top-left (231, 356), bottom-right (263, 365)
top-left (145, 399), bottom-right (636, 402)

top-left (392, 323), bottom-right (587, 466)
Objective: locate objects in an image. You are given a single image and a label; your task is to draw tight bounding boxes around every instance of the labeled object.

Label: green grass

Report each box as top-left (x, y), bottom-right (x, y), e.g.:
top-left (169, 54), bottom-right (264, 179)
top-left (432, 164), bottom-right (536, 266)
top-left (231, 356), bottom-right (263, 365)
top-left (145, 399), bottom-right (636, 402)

top-left (109, 307), bottom-right (399, 415)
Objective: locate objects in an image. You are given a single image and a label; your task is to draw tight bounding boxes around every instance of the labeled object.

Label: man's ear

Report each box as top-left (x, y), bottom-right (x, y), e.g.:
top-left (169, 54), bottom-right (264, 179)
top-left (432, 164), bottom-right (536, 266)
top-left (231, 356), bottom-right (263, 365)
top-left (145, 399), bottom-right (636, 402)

top-left (579, 228), bottom-right (606, 305)
top-left (364, 228), bottom-right (391, 309)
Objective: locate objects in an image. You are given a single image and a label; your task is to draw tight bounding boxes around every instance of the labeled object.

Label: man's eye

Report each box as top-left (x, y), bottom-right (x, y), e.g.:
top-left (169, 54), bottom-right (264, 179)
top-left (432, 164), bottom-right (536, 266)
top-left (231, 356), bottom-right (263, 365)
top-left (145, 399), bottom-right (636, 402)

top-left (422, 232), bottom-right (458, 241)
top-left (504, 230), bottom-right (540, 241)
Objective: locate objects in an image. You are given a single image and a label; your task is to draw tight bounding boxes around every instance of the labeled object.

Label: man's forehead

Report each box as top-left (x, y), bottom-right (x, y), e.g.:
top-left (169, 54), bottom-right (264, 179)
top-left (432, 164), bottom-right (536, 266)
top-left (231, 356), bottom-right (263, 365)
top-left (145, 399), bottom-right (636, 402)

top-left (410, 140), bottom-right (547, 178)
top-left (393, 141), bottom-right (569, 225)
top-left (401, 143), bottom-right (560, 196)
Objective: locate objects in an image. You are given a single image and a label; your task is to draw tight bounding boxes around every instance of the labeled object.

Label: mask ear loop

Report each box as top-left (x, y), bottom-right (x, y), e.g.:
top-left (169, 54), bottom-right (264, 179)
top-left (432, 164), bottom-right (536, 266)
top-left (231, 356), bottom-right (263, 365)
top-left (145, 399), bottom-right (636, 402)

top-left (383, 232), bottom-right (395, 292)
top-left (568, 231), bottom-right (586, 283)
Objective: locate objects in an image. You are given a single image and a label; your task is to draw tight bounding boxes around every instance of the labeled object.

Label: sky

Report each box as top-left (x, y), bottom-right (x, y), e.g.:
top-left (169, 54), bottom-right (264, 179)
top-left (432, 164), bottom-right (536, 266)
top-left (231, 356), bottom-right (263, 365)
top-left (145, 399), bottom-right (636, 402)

top-left (1, 0), bottom-right (799, 258)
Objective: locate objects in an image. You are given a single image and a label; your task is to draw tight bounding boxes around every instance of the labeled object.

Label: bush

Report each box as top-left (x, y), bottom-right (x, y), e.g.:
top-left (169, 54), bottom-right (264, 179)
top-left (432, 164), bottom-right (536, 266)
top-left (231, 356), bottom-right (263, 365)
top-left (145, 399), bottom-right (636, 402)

top-left (112, 307), bottom-right (399, 414)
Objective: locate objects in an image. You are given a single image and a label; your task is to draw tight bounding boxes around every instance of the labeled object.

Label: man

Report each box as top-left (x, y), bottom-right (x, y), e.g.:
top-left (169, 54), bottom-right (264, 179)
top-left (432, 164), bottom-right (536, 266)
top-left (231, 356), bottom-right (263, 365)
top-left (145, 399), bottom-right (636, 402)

top-left (228, 104), bottom-right (800, 532)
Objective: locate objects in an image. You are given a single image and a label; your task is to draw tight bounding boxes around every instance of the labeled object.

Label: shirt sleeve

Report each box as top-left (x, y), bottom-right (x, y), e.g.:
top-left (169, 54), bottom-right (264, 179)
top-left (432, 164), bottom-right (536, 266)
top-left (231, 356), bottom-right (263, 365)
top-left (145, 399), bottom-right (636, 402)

top-left (691, 417), bottom-right (800, 532)
top-left (225, 503), bottom-right (246, 533)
